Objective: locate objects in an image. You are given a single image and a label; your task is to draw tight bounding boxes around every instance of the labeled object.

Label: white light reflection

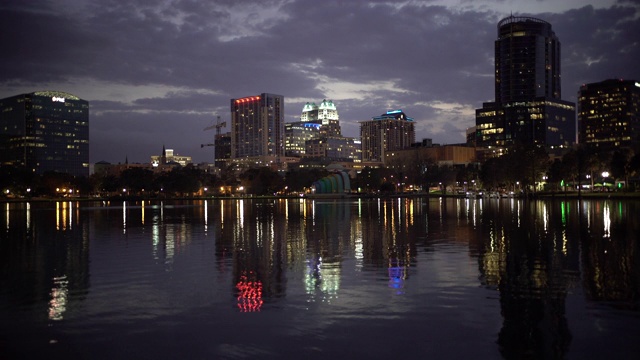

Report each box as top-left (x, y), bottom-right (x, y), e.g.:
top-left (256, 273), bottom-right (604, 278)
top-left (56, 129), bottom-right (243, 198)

top-left (238, 199), bottom-right (244, 225)
top-left (68, 201), bottom-right (73, 230)
top-left (320, 261), bottom-right (341, 301)
top-left (472, 199), bottom-right (477, 228)
top-left (152, 219), bottom-right (160, 260)
top-left (439, 197), bottom-right (443, 224)
top-left (220, 199), bottom-right (225, 226)
top-left (464, 198), bottom-right (470, 221)
top-left (300, 198), bottom-right (306, 220)
top-left (354, 233), bottom-right (363, 271)
top-left (204, 200), bottom-right (208, 232)
top-left (603, 202), bottom-right (611, 238)
top-left (26, 202), bottom-right (31, 230)
top-left (48, 275), bottom-right (69, 321)
top-left (123, 201), bottom-right (127, 234)
top-left (586, 201), bottom-right (591, 229)
top-left (165, 225), bottom-right (175, 266)
top-left (542, 202), bottom-right (549, 233)
top-left (5, 203), bottom-right (9, 230)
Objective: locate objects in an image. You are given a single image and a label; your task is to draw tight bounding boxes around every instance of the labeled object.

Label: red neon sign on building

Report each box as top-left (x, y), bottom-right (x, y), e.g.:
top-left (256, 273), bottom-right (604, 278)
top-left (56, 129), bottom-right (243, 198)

top-left (234, 96), bottom-right (261, 104)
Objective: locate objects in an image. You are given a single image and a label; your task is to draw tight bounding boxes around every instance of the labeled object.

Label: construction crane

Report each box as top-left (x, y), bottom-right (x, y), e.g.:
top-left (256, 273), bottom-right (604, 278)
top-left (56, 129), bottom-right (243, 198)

top-left (201, 116), bottom-right (227, 148)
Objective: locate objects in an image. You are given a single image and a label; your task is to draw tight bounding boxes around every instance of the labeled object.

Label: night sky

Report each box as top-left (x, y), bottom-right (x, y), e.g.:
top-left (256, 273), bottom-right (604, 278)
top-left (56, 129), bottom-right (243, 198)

top-left (1, 0), bottom-right (639, 164)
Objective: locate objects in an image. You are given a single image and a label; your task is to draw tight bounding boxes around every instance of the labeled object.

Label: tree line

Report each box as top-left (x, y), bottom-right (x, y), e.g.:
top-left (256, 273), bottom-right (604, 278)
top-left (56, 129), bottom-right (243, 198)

top-left (2, 144), bottom-right (639, 199)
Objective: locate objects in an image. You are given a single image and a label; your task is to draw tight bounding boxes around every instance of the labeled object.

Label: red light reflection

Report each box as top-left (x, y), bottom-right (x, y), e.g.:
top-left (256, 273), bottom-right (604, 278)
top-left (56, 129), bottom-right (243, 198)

top-left (236, 272), bottom-right (263, 312)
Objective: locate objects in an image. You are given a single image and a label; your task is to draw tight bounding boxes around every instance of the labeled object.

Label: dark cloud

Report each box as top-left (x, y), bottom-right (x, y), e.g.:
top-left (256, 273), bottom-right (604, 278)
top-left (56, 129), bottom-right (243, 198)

top-left (1, 0), bottom-right (638, 163)
top-left (543, 5), bottom-right (640, 96)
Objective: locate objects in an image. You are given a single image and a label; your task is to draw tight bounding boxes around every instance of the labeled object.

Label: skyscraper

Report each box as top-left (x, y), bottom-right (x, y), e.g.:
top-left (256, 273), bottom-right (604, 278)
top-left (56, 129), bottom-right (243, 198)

top-left (299, 99), bottom-right (341, 136)
top-left (578, 79), bottom-right (640, 149)
top-left (475, 16), bottom-right (575, 148)
top-left (317, 99), bottom-right (341, 137)
top-left (495, 16), bottom-right (561, 103)
top-left (230, 93), bottom-right (284, 164)
top-left (0, 91), bottom-right (89, 177)
top-left (360, 110), bottom-right (415, 163)
top-left (286, 100), bottom-right (360, 162)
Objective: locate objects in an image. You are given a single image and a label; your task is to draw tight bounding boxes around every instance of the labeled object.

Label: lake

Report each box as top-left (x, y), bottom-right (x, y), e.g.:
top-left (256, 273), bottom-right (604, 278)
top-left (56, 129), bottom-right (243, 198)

top-left (1, 197), bottom-right (639, 359)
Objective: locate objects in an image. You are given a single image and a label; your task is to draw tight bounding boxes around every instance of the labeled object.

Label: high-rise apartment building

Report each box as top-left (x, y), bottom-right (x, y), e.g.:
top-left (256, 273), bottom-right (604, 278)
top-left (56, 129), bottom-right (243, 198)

top-left (475, 16), bottom-right (575, 148)
top-left (0, 91), bottom-right (89, 176)
top-left (230, 93), bottom-right (284, 164)
top-left (578, 79), bottom-right (640, 149)
top-left (360, 110), bottom-right (415, 163)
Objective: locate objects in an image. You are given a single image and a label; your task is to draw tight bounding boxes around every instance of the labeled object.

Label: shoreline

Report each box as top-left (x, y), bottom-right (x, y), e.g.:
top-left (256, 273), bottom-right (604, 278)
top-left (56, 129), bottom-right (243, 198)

top-left (2, 190), bottom-right (640, 203)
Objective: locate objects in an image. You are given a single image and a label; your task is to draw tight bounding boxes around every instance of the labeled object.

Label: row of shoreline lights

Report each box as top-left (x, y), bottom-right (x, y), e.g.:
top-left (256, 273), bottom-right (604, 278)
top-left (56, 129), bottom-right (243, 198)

top-left (1, 171), bottom-right (616, 197)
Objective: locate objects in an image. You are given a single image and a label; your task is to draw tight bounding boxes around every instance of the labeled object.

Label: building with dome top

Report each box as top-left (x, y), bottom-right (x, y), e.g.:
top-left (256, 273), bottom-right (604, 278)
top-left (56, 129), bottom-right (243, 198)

top-left (285, 99), bottom-right (360, 162)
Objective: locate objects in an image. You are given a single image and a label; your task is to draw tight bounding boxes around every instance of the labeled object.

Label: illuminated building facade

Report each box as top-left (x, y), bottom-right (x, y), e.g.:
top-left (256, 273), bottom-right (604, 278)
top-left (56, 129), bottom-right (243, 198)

top-left (305, 136), bottom-right (362, 162)
top-left (300, 99), bottom-right (341, 137)
top-left (360, 110), bottom-right (415, 163)
top-left (230, 93), bottom-right (284, 160)
top-left (150, 146), bottom-right (192, 166)
top-left (475, 16), bottom-right (575, 148)
top-left (285, 121), bottom-right (321, 157)
top-left (0, 91), bottom-right (89, 176)
top-left (385, 144), bottom-right (477, 169)
top-left (300, 102), bottom-right (319, 122)
top-left (578, 79), bottom-right (640, 149)
top-left (286, 99), bottom-right (358, 161)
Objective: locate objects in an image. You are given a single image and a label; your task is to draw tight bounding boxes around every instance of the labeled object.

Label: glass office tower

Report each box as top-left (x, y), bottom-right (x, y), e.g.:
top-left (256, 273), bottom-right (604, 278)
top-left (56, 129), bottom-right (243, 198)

top-left (0, 91), bottom-right (89, 177)
top-left (578, 79), bottom-right (640, 149)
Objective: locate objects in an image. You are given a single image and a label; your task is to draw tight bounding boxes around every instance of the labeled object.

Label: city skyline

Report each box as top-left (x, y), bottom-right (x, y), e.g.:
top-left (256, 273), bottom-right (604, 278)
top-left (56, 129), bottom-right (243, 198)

top-left (1, 0), bottom-right (639, 164)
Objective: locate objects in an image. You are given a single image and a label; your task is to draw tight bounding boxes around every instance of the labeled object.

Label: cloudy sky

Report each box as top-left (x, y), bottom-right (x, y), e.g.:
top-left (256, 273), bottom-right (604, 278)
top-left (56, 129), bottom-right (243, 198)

top-left (1, 0), bottom-right (639, 164)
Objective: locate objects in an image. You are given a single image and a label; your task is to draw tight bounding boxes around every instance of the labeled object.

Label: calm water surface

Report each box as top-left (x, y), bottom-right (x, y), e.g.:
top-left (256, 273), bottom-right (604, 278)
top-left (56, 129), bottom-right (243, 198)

top-left (1, 198), bottom-right (639, 359)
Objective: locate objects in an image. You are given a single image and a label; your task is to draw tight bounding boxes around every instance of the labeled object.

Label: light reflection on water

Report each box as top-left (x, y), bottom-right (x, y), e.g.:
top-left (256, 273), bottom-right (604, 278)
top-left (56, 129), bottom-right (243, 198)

top-left (0, 198), bottom-right (639, 359)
